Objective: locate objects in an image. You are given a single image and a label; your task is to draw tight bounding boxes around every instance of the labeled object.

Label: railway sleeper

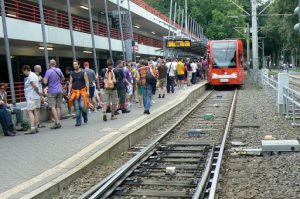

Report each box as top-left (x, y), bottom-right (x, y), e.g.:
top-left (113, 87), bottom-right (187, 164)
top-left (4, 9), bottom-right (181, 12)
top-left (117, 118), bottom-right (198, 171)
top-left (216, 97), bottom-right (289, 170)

top-left (124, 179), bottom-right (198, 187)
top-left (115, 189), bottom-right (193, 198)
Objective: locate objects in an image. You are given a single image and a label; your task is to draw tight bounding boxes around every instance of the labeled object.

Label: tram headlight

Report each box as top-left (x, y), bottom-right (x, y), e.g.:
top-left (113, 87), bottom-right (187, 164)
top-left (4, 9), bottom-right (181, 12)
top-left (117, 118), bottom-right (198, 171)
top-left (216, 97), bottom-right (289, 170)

top-left (232, 73), bottom-right (237, 78)
top-left (212, 73), bottom-right (218, 79)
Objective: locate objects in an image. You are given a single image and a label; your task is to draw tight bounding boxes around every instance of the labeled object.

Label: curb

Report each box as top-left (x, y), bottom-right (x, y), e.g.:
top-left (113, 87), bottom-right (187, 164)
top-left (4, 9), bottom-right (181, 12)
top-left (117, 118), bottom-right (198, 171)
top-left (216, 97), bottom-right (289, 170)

top-left (18, 82), bottom-right (207, 199)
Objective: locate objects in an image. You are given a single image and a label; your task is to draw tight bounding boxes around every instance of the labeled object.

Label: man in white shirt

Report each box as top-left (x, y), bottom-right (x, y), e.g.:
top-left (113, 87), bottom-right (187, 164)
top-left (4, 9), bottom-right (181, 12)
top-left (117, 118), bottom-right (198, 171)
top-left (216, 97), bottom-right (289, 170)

top-left (191, 60), bottom-right (198, 84)
top-left (22, 65), bottom-right (41, 134)
top-left (166, 58), bottom-right (177, 93)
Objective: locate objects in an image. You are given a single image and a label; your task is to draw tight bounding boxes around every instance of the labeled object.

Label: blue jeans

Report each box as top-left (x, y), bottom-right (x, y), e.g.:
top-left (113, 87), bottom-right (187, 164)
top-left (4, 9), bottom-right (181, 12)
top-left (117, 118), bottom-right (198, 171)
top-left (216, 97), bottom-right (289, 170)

top-left (167, 76), bottom-right (175, 93)
top-left (8, 106), bottom-right (23, 124)
top-left (0, 107), bottom-right (14, 134)
top-left (192, 72), bottom-right (197, 84)
top-left (142, 84), bottom-right (152, 111)
top-left (74, 95), bottom-right (87, 125)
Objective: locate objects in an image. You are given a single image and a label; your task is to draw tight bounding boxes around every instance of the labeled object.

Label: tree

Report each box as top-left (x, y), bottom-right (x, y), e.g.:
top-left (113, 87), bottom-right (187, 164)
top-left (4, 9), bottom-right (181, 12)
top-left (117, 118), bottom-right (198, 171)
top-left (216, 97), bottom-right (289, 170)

top-left (262, 0), bottom-right (299, 65)
top-left (144, 0), bottom-right (246, 40)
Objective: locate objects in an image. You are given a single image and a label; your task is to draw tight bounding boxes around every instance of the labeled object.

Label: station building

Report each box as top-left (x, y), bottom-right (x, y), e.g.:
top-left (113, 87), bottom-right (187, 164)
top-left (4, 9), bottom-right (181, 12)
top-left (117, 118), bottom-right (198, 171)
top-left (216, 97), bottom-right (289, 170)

top-left (0, 0), bottom-right (204, 102)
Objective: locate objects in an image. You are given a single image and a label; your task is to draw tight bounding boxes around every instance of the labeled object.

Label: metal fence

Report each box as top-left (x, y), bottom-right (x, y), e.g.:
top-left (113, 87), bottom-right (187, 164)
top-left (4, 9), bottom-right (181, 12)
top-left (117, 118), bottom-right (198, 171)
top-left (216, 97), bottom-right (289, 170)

top-left (261, 70), bottom-right (300, 127)
top-left (283, 86), bottom-right (300, 126)
top-left (260, 71), bottom-right (278, 103)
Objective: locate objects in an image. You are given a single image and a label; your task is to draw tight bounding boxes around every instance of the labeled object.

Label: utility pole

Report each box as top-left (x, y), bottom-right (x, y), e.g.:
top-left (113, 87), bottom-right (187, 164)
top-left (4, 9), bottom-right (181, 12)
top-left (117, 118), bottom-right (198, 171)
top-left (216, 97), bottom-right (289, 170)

top-left (173, 2), bottom-right (177, 37)
top-left (262, 39), bottom-right (265, 68)
top-left (247, 23), bottom-right (250, 69)
top-left (168, 0), bottom-right (173, 37)
top-left (251, 0), bottom-right (259, 81)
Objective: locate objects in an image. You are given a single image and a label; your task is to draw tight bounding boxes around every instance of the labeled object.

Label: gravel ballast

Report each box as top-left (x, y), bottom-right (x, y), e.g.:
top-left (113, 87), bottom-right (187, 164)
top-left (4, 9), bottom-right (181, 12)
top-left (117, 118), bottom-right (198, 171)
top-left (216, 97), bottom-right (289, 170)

top-left (217, 77), bottom-right (300, 199)
top-left (53, 91), bottom-right (209, 199)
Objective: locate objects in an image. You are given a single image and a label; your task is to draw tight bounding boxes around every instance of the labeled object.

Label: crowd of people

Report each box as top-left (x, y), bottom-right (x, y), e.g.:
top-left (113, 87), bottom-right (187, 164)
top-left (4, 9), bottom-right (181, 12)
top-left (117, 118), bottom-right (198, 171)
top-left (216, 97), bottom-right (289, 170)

top-left (0, 57), bottom-right (208, 136)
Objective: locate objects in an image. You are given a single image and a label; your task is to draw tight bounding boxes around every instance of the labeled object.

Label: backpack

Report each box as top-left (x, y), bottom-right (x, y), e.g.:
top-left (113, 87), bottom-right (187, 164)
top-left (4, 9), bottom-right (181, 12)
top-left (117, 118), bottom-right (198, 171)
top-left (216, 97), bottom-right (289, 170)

top-left (104, 68), bottom-right (116, 89)
top-left (146, 68), bottom-right (155, 85)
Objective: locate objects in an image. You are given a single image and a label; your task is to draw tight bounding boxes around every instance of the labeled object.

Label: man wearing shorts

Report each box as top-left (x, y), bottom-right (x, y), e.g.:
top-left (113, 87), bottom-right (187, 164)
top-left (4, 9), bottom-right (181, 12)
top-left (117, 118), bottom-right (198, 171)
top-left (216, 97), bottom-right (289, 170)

top-left (177, 58), bottom-right (185, 88)
top-left (84, 61), bottom-right (97, 112)
top-left (116, 60), bottom-right (130, 114)
top-left (101, 59), bottom-right (119, 121)
top-left (157, 60), bottom-right (168, 98)
top-left (43, 59), bottom-right (64, 129)
top-left (22, 65), bottom-right (41, 134)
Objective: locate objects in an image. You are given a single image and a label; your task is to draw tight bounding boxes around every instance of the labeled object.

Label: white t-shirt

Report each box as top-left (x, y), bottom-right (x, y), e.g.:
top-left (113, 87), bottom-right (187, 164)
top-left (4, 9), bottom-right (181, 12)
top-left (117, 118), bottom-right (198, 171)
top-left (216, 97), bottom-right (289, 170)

top-left (24, 72), bottom-right (40, 101)
top-left (166, 61), bottom-right (177, 77)
top-left (191, 62), bottom-right (197, 73)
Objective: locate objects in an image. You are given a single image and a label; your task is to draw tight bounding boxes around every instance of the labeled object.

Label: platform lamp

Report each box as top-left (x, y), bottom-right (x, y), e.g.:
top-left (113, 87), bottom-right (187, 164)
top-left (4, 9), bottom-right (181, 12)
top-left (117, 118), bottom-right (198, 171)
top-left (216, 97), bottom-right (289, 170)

top-left (294, 1), bottom-right (300, 34)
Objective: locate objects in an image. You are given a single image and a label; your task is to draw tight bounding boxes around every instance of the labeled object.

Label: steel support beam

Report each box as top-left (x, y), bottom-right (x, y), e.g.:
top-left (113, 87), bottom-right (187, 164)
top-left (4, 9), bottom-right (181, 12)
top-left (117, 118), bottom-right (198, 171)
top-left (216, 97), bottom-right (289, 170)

top-left (104, 0), bottom-right (113, 62)
top-left (1, 0), bottom-right (16, 105)
top-left (117, 0), bottom-right (126, 62)
top-left (66, 0), bottom-right (76, 61)
top-left (87, 0), bottom-right (99, 81)
top-left (38, 0), bottom-right (49, 69)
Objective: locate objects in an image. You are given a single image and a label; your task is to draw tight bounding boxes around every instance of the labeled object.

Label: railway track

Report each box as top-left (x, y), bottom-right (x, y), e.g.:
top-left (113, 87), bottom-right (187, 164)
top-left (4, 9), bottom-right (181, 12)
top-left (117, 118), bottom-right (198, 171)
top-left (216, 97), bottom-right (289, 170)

top-left (80, 89), bottom-right (237, 199)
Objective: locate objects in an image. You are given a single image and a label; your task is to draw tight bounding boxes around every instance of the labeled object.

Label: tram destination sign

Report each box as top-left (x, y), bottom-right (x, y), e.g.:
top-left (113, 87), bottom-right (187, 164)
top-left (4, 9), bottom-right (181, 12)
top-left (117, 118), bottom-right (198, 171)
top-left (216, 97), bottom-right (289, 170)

top-left (166, 40), bottom-right (191, 48)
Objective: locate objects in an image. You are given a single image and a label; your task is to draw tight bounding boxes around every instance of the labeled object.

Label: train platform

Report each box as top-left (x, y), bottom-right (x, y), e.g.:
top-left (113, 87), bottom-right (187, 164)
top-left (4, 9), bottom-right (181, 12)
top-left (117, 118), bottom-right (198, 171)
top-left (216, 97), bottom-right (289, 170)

top-left (0, 81), bottom-right (207, 199)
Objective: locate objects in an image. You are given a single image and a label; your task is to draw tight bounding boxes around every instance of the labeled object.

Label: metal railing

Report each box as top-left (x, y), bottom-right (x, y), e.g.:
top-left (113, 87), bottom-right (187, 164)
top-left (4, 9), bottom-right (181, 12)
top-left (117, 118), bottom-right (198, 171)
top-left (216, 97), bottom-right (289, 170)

top-left (261, 71), bottom-right (300, 126)
top-left (283, 86), bottom-right (300, 126)
top-left (2, 0), bottom-right (163, 48)
top-left (261, 72), bottom-right (278, 102)
top-left (131, 0), bottom-right (199, 39)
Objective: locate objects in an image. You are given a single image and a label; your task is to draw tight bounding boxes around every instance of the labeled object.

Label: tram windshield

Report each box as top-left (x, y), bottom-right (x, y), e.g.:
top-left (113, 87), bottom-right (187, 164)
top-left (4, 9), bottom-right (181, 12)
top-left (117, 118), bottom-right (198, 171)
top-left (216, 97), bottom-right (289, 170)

top-left (212, 41), bottom-right (237, 68)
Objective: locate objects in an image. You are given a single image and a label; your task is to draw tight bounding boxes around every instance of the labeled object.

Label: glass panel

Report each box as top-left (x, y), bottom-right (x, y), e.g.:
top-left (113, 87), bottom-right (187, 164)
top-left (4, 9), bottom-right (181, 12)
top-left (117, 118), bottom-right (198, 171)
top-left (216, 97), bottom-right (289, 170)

top-left (212, 41), bottom-right (236, 68)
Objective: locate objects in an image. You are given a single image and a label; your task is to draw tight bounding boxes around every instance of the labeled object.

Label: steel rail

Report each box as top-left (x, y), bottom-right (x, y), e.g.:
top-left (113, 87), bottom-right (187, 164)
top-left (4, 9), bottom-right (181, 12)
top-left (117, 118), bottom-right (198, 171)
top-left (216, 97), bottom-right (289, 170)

top-left (81, 91), bottom-right (214, 199)
top-left (192, 144), bottom-right (215, 199)
top-left (208, 89), bottom-right (238, 199)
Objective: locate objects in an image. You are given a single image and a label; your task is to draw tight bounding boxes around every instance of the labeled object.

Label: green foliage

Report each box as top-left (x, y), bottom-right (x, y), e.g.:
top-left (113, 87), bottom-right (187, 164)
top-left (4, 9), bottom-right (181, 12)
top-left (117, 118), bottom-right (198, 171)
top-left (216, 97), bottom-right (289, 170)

top-left (143, 0), bottom-right (246, 39)
top-left (261, 0), bottom-right (299, 61)
top-left (21, 120), bottom-right (30, 130)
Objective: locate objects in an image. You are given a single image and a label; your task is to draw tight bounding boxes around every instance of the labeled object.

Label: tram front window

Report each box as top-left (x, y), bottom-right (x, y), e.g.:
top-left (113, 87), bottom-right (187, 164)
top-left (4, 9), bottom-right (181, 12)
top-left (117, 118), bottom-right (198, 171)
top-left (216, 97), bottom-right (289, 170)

top-left (212, 42), bottom-right (236, 68)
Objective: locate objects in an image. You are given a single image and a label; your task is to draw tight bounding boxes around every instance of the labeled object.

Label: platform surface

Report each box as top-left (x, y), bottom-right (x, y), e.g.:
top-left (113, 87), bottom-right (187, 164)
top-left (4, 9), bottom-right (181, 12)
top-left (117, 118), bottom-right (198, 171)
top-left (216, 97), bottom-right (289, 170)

top-left (0, 82), bottom-right (206, 198)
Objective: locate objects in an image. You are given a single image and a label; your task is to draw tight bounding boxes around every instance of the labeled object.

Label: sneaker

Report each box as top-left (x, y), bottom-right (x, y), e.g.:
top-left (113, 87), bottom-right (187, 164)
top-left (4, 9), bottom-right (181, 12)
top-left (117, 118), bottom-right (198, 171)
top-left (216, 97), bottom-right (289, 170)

top-left (38, 124), bottom-right (46, 128)
top-left (75, 123), bottom-right (81, 127)
top-left (162, 94), bottom-right (165, 98)
top-left (4, 131), bottom-right (15, 136)
top-left (103, 114), bottom-right (107, 122)
top-left (144, 110), bottom-right (150, 114)
top-left (25, 128), bottom-right (36, 135)
top-left (50, 123), bottom-right (61, 129)
top-left (84, 118), bottom-right (88, 123)
top-left (88, 109), bottom-right (92, 114)
top-left (56, 123), bottom-right (62, 129)
top-left (152, 100), bottom-right (155, 104)
top-left (122, 109), bottom-right (131, 114)
top-left (158, 94), bottom-right (161, 98)
top-left (35, 128), bottom-right (39, 133)
top-left (114, 111), bottom-right (120, 115)
top-left (15, 127), bottom-right (25, 131)
top-left (111, 115), bottom-right (117, 120)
